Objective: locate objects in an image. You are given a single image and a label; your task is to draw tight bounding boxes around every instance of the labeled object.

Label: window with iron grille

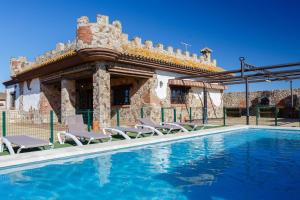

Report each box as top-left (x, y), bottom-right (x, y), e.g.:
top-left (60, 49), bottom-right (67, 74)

top-left (170, 86), bottom-right (189, 104)
top-left (112, 85), bottom-right (131, 105)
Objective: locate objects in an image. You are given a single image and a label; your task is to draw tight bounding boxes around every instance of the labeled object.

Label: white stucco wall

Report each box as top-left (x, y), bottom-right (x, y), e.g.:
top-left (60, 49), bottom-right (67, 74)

top-left (155, 70), bottom-right (182, 100)
top-left (192, 87), bottom-right (204, 101)
top-left (5, 78), bottom-right (41, 111)
top-left (192, 87), bottom-right (223, 106)
top-left (209, 90), bottom-right (222, 107)
top-left (22, 78), bottom-right (41, 111)
top-left (155, 70), bottom-right (223, 107)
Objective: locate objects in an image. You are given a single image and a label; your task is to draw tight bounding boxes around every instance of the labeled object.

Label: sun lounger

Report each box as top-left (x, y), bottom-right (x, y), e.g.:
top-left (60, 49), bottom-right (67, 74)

top-left (103, 126), bottom-right (159, 139)
top-left (162, 122), bottom-right (205, 131)
top-left (57, 115), bottom-right (113, 146)
top-left (138, 118), bottom-right (188, 134)
top-left (0, 135), bottom-right (52, 155)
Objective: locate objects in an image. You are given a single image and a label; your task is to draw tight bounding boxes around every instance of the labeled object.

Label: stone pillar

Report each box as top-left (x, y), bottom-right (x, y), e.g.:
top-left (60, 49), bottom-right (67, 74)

top-left (61, 79), bottom-right (76, 123)
top-left (93, 62), bottom-right (111, 129)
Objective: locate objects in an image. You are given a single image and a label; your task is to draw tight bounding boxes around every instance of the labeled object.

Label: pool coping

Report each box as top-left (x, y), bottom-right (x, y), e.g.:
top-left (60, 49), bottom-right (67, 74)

top-left (0, 125), bottom-right (299, 169)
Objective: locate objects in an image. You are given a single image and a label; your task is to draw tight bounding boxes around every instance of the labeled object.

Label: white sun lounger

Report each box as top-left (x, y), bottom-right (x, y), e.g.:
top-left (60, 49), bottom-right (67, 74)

top-left (103, 126), bottom-right (159, 139)
top-left (0, 135), bottom-right (53, 155)
top-left (162, 122), bottom-right (206, 131)
top-left (57, 115), bottom-right (113, 146)
top-left (138, 118), bottom-right (188, 134)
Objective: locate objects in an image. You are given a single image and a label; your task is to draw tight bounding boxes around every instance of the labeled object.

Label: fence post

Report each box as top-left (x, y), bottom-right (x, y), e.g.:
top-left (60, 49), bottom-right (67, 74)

top-left (274, 106), bottom-right (278, 126)
top-left (173, 108), bottom-right (176, 122)
top-left (189, 107), bottom-right (192, 122)
top-left (298, 107), bottom-right (300, 127)
top-left (50, 111), bottom-right (54, 143)
top-left (87, 109), bottom-right (91, 132)
top-left (223, 107), bottom-right (226, 126)
top-left (140, 107), bottom-right (144, 119)
top-left (2, 111), bottom-right (6, 137)
top-left (256, 106), bottom-right (259, 125)
top-left (161, 107), bottom-right (164, 123)
top-left (116, 108), bottom-right (120, 126)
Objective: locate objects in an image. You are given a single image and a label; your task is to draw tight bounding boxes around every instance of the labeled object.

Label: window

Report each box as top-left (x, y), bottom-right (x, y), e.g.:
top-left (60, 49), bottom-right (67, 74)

top-left (10, 92), bottom-right (16, 109)
top-left (170, 86), bottom-right (189, 104)
top-left (112, 85), bottom-right (131, 105)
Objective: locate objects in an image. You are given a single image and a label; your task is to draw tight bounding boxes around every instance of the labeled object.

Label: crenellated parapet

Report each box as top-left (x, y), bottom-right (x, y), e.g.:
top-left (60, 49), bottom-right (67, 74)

top-left (10, 56), bottom-right (31, 77)
top-left (76, 15), bottom-right (220, 71)
top-left (10, 41), bottom-right (76, 77)
top-left (10, 14), bottom-right (222, 77)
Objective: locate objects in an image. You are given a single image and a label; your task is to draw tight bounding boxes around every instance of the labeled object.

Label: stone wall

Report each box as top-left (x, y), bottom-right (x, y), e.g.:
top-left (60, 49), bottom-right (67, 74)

top-left (224, 88), bottom-right (300, 108)
top-left (110, 76), bottom-right (152, 126)
top-left (61, 79), bottom-right (76, 123)
top-left (40, 82), bottom-right (61, 120)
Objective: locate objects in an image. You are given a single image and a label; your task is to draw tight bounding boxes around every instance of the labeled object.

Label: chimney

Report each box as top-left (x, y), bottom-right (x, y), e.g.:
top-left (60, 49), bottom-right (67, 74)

top-left (201, 47), bottom-right (212, 62)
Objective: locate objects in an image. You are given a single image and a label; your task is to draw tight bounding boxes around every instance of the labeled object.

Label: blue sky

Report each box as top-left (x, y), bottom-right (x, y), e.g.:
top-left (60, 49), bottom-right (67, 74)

top-left (0, 0), bottom-right (299, 92)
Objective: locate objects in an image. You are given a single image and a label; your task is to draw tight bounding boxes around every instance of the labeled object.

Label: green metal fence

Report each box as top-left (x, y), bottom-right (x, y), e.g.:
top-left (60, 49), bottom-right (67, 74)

top-left (0, 106), bottom-right (226, 156)
top-left (223, 105), bottom-right (300, 127)
top-left (255, 106), bottom-right (278, 126)
top-left (0, 110), bottom-right (68, 143)
top-left (112, 105), bottom-right (225, 127)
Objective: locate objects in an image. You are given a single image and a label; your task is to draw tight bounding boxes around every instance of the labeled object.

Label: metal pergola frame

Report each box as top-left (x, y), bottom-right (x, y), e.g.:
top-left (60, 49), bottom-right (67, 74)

top-left (177, 58), bottom-right (300, 125)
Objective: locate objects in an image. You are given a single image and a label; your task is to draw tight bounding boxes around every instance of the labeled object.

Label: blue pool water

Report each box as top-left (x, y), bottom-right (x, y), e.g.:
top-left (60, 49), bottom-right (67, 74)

top-left (1, 128), bottom-right (300, 199)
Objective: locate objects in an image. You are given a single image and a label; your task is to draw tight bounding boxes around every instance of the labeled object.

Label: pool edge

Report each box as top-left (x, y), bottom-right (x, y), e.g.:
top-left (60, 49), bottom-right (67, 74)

top-left (1, 125), bottom-right (299, 169)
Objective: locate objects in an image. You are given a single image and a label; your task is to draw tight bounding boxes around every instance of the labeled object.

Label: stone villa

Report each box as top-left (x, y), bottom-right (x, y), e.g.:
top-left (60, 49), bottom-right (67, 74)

top-left (3, 14), bottom-right (226, 127)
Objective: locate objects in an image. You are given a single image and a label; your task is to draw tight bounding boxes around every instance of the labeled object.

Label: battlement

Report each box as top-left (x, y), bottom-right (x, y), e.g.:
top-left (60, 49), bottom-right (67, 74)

top-left (76, 15), bottom-right (218, 67)
top-left (10, 14), bottom-right (221, 77)
top-left (10, 41), bottom-right (76, 77)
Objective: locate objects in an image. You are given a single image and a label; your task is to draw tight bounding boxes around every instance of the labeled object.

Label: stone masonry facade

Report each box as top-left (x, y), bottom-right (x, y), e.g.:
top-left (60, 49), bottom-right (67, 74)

top-left (224, 88), bottom-right (300, 108)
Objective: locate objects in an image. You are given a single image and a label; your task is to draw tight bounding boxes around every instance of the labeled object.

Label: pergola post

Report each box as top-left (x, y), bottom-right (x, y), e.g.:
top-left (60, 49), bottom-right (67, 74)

top-left (203, 87), bottom-right (208, 124)
top-left (290, 80), bottom-right (294, 108)
top-left (245, 77), bottom-right (250, 125)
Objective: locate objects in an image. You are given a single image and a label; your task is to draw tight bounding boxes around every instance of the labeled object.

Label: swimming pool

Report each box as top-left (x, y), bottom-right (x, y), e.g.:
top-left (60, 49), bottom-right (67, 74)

top-left (0, 128), bottom-right (300, 199)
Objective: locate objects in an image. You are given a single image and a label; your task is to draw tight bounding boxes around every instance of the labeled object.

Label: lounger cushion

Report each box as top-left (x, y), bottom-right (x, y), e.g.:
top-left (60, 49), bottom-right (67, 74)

top-left (115, 127), bottom-right (153, 134)
top-left (70, 131), bottom-right (110, 140)
top-left (139, 118), bottom-right (181, 130)
top-left (4, 135), bottom-right (49, 148)
top-left (155, 124), bottom-right (181, 130)
top-left (176, 122), bottom-right (200, 127)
